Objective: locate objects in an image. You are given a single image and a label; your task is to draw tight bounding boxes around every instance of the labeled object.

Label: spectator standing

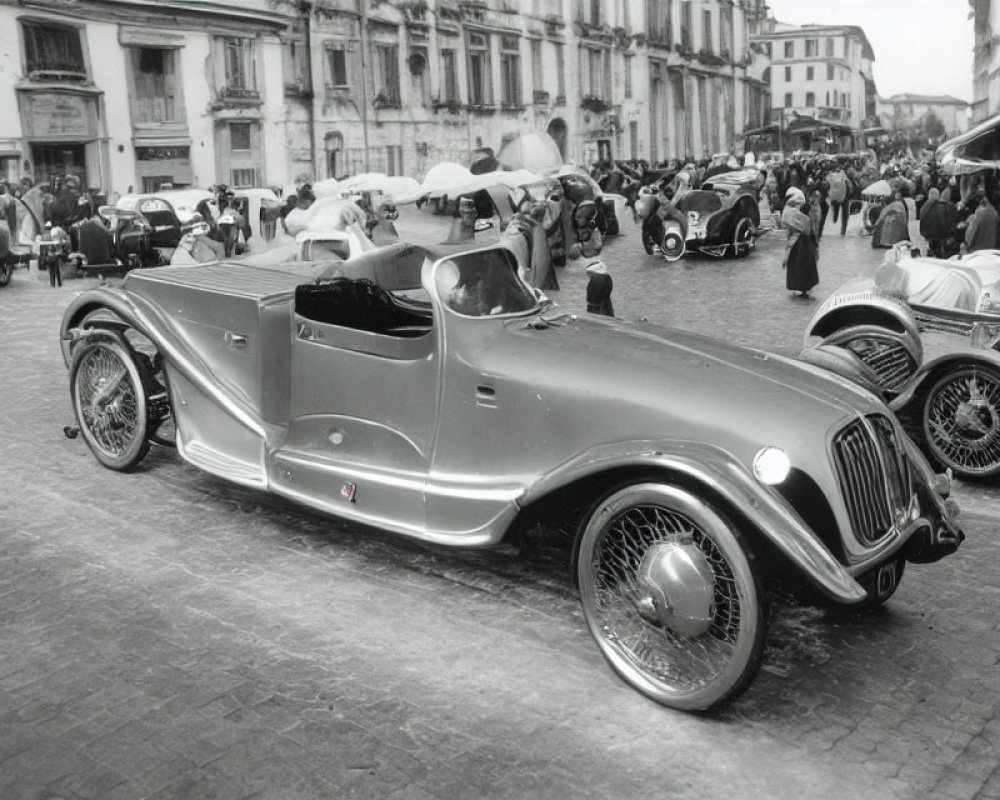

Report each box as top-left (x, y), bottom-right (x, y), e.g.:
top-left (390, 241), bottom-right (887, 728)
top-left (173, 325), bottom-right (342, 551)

top-left (919, 187), bottom-right (960, 258)
top-left (965, 188), bottom-right (1000, 252)
top-left (781, 188), bottom-right (819, 299)
top-left (585, 260), bottom-right (614, 316)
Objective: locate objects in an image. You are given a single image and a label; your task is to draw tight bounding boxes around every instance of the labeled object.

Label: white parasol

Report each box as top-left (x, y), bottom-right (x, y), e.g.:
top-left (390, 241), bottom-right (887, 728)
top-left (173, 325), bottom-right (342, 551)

top-left (497, 132), bottom-right (564, 172)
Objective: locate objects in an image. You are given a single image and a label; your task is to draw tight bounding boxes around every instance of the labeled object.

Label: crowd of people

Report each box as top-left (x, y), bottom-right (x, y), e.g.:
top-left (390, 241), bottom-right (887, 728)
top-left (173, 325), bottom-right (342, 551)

top-left (587, 147), bottom-right (1000, 303)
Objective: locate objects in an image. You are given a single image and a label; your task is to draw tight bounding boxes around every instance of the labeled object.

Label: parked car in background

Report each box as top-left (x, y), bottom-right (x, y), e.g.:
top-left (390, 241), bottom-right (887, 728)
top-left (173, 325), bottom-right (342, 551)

top-left (801, 246), bottom-right (1000, 480)
top-left (60, 241), bottom-right (962, 711)
top-left (660, 169), bottom-right (764, 260)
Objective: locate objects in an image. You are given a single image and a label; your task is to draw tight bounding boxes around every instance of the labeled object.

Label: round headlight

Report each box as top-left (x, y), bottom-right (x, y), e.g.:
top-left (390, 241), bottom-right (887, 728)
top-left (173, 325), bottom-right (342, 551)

top-left (753, 447), bottom-right (791, 485)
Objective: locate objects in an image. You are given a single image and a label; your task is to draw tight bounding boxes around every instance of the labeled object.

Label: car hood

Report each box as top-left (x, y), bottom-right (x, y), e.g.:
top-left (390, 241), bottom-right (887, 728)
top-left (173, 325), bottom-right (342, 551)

top-left (480, 312), bottom-right (887, 461)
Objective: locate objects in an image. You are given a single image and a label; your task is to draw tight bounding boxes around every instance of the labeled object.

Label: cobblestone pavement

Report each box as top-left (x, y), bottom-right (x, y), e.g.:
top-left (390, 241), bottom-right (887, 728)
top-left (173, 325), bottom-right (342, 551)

top-left (0, 205), bottom-right (998, 800)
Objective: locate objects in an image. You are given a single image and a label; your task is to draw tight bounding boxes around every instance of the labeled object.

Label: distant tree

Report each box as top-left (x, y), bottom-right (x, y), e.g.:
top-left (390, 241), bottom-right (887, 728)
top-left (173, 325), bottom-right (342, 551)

top-left (923, 109), bottom-right (946, 139)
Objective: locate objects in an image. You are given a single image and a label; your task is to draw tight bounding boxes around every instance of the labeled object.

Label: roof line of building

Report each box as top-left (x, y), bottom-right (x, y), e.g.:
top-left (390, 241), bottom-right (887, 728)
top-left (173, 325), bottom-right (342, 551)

top-left (752, 22), bottom-right (875, 62)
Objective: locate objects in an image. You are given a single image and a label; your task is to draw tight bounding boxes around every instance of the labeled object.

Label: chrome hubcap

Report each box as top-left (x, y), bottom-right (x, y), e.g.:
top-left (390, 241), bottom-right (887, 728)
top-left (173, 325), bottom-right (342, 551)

top-left (632, 542), bottom-right (715, 638)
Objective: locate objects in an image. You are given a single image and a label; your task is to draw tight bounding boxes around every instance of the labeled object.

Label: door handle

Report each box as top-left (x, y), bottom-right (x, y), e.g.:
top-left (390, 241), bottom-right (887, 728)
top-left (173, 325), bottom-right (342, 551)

top-left (475, 385), bottom-right (497, 408)
top-left (224, 331), bottom-right (247, 348)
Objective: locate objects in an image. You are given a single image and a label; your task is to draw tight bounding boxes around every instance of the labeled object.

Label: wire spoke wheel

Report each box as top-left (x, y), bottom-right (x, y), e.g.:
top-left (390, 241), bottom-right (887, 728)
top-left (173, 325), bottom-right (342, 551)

top-left (923, 365), bottom-right (1000, 479)
top-left (70, 338), bottom-right (150, 471)
top-left (731, 217), bottom-right (753, 258)
top-left (576, 483), bottom-right (765, 711)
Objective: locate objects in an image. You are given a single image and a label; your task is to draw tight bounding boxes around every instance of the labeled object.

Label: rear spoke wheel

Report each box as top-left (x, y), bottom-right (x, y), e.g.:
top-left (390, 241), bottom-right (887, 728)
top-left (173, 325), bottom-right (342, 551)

top-left (70, 339), bottom-right (150, 471)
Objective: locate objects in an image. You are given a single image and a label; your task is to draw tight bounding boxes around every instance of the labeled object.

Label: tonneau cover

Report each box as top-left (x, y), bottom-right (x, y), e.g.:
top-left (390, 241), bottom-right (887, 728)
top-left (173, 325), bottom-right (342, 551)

top-left (125, 262), bottom-right (331, 302)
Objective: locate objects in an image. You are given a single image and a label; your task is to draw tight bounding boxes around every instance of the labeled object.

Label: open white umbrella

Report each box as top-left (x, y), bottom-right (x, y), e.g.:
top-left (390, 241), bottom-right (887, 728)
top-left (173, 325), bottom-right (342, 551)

top-left (396, 162), bottom-right (474, 204)
top-left (497, 132), bottom-right (563, 172)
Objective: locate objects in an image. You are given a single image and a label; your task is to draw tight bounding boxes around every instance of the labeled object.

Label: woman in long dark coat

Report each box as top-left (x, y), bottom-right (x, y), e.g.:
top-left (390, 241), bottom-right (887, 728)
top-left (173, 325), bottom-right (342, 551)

top-left (781, 188), bottom-right (819, 299)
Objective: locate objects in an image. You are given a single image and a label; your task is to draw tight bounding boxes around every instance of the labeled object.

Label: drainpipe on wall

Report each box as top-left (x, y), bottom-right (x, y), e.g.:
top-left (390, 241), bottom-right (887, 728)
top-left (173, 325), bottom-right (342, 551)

top-left (359, 2), bottom-right (371, 172)
top-left (302, 1), bottom-right (318, 179)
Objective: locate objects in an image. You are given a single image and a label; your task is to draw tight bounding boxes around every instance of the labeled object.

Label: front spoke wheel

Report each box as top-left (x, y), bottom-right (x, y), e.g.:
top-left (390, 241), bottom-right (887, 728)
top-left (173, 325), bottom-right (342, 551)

top-left (576, 483), bottom-right (765, 711)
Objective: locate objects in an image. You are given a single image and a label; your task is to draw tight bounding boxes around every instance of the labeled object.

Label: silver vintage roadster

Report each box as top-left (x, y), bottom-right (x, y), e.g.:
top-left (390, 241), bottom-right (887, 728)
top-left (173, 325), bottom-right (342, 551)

top-left (60, 242), bottom-right (962, 711)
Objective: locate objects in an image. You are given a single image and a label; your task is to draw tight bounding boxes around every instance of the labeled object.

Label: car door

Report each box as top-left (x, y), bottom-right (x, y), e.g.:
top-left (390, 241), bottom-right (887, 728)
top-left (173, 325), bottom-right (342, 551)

top-left (270, 270), bottom-right (438, 533)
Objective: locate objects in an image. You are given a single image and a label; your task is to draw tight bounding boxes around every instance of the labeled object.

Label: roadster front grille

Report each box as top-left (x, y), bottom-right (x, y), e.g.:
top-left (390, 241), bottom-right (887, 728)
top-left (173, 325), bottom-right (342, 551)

top-left (843, 337), bottom-right (916, 391)
top-left (832, 415), bottom-right (911, 546)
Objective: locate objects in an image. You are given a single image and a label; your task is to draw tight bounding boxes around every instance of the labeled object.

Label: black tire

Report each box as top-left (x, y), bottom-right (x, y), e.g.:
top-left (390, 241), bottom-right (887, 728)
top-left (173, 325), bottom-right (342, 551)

top-left (731, 217), bottom-right (754, 258)
top-left (0, 258), bottom-right (12, 286)
top-left (575, 482), bottom-right (766, 711)
top-left (922, 364), bottom-right (1000, 480)
top-left (70, 337), bottom-right (151, 471)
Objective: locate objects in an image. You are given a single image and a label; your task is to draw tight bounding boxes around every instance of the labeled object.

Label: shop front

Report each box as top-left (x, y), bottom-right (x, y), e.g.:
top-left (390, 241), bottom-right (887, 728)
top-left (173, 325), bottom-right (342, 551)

top-left (16, 88), bottom-right (108, 190)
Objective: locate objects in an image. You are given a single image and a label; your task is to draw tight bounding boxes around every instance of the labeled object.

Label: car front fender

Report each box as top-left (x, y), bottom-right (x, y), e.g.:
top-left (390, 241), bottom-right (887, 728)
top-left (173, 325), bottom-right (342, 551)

top-left (804, 280), bottom-right (921, 347)
top-left (521, 440), bottom-right (868, 604)
top-left (890, 348), bottom-right (1000, 412)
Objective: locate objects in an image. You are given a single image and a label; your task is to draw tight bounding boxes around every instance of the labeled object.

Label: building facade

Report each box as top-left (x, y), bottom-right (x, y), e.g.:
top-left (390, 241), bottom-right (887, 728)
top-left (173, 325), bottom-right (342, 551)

top-left (751, 22), bottom-right (875, 153)
top-left (971, 0), bottom-right (1000, 123)
top-left (878, 94), bottom-right (969, 139)
top-left (0, 0), bottom-right (774, 195)
top-left (0, 0), bottom-right (301, 196)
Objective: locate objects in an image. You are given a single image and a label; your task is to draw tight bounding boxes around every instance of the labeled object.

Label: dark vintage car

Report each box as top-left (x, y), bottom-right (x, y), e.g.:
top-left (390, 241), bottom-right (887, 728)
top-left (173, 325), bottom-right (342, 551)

top-left (60, 242), bottom-right (961, 711)
top-left (802, 246), bottom-right (1000, 480)
top-left (657, 169), bottom-right (764, 260)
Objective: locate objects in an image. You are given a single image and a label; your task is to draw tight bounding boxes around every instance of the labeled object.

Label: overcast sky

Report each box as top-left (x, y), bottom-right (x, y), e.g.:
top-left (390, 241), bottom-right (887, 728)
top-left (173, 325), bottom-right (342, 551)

top-left (765, 0), bottom-right (974, 101)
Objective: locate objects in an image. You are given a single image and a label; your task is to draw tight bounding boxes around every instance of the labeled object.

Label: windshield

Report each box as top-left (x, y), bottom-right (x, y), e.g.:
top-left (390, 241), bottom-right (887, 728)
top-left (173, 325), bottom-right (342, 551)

top-left (434, 248), bottom-right (537, 317)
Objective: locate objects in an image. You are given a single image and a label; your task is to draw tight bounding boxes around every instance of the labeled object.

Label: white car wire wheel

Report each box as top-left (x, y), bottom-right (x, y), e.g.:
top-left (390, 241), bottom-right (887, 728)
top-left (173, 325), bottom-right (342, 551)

top-left (731, 217), bottom-right (754, 258)
top-left (70, 338), bottom-right (151, 471)
top-left (576, 483), bottom-right (766, 711)
top-left (923, 364), bottom-right (1000, 479)
top-left (661, 230), bottom-right (686, 262)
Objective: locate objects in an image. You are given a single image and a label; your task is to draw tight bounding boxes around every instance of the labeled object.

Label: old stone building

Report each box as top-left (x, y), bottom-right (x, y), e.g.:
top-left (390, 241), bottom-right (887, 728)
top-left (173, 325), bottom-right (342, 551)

top-left (0, 0), bottom-right (774, 194)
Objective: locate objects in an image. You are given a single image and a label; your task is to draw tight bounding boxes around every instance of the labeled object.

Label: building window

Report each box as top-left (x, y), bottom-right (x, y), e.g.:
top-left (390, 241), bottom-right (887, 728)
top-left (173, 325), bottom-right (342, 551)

top-left (583, 47), bottom-right (609, 99)
top-left (467, 33), bottom-right (491, 106)
top-left (784, 92), bottom-right (792, 106)
top-left (22, 20), bottom-right (87, 81)
top-left (624, 53), bottom-right (633, 99)
top-left (805, 39), bottom-right (818, 57)
top-left (386, 145), bottom-right (403, 176)
top-left (702, 9), bottom-right (712, 53)
top-left (500, 36), bottom-right (521, 106)
top-left (806, 66), bottom-right (814, 81)
top-left (230, 122), bottom-right (252, 152)
top-left (720, 3), bottom-right (732, 58)
top-left (131, 48), bottom-right (179, 123)
top-left (784, 41), bottom-right (793, 58)
top-left (283, 39), bottom-right (308, 95)
top-left (373, 44), bottom-right (400, 106)
top-left (224, 37), bottom-right (256, 92)
top-left (441, 48), bottom-right (459, 101)
top-left (784, 66), bottom-right (791, 82)
top-left (231, 167), bottom-right (258, 188)
top-left (826, 63), bottom-right (834, 80)
top-left (680, 1), bottom-right (691, 47)
top-left (805, 91), bottom-right (815, 107)
top-left (326, 44), bottom-right (349, 88)
top-left (825, 38), bottom-right (834, 57)
top-left (530, 39), bottom-right (543, 93)
top-left (647, 0), bottom-right (672, 42)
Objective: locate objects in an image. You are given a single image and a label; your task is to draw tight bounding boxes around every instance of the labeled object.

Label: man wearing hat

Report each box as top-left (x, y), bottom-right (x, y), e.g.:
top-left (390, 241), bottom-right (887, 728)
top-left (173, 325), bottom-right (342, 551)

top-left (964, 187), bottom-right (999, 253)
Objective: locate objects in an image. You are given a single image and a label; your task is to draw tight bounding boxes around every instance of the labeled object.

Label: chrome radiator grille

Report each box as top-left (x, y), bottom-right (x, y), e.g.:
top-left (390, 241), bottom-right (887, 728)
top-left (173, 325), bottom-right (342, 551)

top-left (832, 415), bottom-right (911, 545)
top-left (843, 337), bottom-right (916, 391)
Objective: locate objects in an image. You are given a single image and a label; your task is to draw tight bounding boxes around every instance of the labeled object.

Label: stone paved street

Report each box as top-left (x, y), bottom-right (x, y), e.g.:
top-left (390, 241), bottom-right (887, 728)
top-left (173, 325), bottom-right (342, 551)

top-left (0, 205), bottom-right (998, 800)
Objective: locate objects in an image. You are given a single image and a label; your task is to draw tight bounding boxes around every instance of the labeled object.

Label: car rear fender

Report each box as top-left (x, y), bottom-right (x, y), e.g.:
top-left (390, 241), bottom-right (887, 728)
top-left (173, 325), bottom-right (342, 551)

top-left (521, 440), bottom-right (867, 604)
top-left (60, 286), bottom-right (267, 440)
